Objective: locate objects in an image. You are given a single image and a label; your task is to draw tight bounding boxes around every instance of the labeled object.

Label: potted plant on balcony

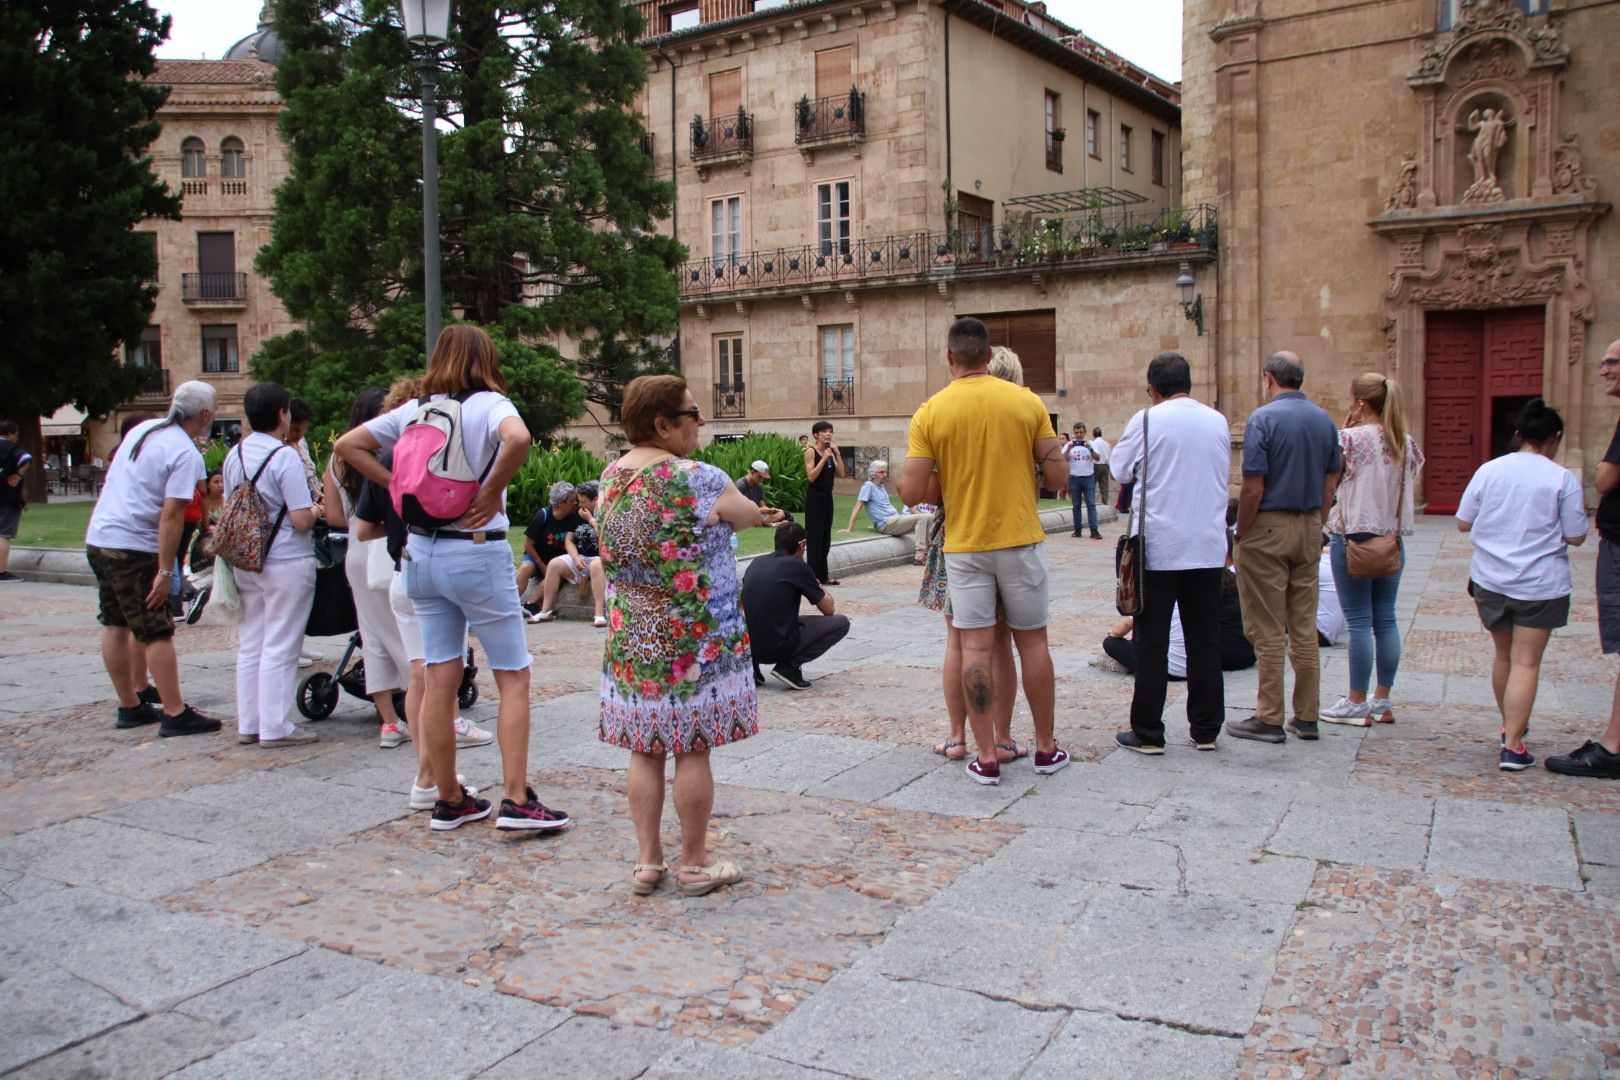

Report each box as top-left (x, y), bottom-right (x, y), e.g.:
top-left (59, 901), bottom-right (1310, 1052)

top-left (797, 94), bottom-right (814, 132)
top-left (735, 105), bottom-right (751, 141)
top-left (1049, 126), bottom-right (1066, 142)
top-left (848, 85), bottom-right (864, 125)
top-left (691, 114), bottom-right (708, 148)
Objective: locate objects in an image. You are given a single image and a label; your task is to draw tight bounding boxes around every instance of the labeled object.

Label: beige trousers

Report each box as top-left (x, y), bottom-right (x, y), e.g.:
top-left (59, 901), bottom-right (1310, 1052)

top-left (1237, 510), bottom-right (1323, 726)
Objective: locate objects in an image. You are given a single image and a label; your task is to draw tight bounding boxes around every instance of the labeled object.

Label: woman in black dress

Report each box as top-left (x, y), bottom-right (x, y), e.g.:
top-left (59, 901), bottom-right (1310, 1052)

top-left (803, 420), bottom-right (845, 584)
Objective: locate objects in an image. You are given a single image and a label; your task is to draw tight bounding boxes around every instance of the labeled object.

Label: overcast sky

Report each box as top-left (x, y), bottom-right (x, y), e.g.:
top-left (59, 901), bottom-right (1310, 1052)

top-left (156, 0), bottom-right (1183, 81)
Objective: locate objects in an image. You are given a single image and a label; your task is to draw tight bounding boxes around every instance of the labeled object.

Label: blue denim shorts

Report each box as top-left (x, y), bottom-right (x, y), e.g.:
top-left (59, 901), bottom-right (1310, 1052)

top-left (403, 534), bottom-right (531, 671)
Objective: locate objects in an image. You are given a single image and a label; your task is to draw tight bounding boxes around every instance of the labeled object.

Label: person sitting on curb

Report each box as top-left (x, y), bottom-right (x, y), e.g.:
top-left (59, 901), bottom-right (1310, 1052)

top-left (741, 521), bottom-right (850, 690)
top-left (528, 481), bottom-right (608, 626)
top-left (737, 460), bottom-right (777, 514)
top-left (843, 459), bottom-right (933, 565)
top-left (517, 481), bottom-right (581, 618)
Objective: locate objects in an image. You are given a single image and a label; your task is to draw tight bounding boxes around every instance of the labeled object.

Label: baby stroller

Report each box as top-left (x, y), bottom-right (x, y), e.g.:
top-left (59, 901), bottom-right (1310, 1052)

top-left (296, 633), bottom-right (480, 721)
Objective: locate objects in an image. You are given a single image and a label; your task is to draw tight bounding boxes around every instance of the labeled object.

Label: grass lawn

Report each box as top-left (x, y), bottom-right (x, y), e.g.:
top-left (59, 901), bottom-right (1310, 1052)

top-left (10, 501), bottom-right (95, 549)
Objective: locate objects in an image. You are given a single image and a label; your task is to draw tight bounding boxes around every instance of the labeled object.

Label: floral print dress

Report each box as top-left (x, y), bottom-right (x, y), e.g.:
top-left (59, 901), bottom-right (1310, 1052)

top-left (598, 458), bottom-right (758, 753)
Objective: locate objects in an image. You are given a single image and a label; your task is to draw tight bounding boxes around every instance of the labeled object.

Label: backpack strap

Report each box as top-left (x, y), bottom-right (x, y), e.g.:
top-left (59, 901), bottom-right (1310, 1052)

top-left (240, 443), bottom-right (290, 561)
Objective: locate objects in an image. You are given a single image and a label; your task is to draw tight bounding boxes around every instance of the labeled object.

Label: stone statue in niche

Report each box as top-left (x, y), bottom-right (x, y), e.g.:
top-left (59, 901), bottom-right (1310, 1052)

top-left (1461, 106), bottom-right (1511, 203)
top-left (1385, 155), bottom-right (1419, 210)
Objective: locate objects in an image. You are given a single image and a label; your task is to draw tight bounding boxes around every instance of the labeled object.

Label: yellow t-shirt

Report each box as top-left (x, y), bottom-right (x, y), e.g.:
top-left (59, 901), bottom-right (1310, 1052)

top-left (906, 374), bottom-right (1056, 553)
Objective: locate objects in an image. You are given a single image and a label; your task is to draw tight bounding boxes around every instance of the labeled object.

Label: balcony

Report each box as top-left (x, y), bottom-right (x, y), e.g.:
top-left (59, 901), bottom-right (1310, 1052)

top-left (794, 91), bottom-right (865, 162)
top-left (819, 377), bottom-right (854, 415)
top-left (181, 272), bottom-right (249, 307)
top-left (182, 179), bottom-right (206, 196)
top-left (1045, 130), bottom-right (1064, 173)
top-left (129, 367), bottom-right (170, 404)
top-left (713, 383), bottom-right (746, 419)
top-left (677, 204), bottom-right (1218, 301)
top-left (690, 110), bottom-right (753, 178)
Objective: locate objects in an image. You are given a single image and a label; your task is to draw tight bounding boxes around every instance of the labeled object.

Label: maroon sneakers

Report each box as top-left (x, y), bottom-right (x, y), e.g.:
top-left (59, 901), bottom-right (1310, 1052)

top-left (1033, 746), bottom-right (1071, 774)
top-left (966, 758), bottom-right (1001, 785)
top-left (496, 787), bottom-right (572, 831)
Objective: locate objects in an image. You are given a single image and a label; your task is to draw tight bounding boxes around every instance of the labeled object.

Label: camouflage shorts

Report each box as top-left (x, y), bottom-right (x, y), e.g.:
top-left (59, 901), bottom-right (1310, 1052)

top-left (87, 545), bottom-right (175, 643)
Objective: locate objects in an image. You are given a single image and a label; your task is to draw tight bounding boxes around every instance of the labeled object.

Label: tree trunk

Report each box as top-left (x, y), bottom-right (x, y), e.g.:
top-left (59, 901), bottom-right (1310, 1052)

top-left (18, 416), bottom-right (48, 505)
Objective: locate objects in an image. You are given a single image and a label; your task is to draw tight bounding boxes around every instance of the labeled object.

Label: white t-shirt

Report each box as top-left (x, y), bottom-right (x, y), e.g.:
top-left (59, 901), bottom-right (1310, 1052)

top-left (1457, 451), bottom-right (1588, 601)
top-left (1167, 602), bottom-right (1188, 679)
top-left (1317, 552), bottom-right (1345, 645)
top-left (1110, 397), bottom-right (1232, 571)
top-left (86, 420), bottom-right (206, 554)
top-left (1092, 437), bottom-right (1111, 466)
top-left (222, 433), bottom-right (316, 564)
top-left (1064, 440), bottom-right (1095, 478)
top-left (365, 390), bottom-right (521, 531)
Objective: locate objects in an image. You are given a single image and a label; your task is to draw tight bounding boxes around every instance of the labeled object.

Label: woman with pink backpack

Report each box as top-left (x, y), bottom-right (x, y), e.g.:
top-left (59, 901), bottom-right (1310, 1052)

top-left (334, 325), bottom-right (568, 835)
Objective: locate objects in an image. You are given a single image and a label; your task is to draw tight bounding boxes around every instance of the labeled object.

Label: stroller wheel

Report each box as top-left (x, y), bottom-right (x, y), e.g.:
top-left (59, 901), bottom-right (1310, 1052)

top-left (458, 679), bottom-right (479, 710)
top-left (297, 672), bottom-right (340, 720)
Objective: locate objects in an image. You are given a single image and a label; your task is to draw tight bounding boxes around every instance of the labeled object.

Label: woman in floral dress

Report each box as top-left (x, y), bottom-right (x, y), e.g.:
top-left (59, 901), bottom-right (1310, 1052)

top-left (599, 376), bottom-right (784, 897)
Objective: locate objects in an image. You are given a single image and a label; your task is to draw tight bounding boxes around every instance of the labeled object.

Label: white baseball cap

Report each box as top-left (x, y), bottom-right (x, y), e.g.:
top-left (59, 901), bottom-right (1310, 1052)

top-left (751, 460), bottom-right (771, 476)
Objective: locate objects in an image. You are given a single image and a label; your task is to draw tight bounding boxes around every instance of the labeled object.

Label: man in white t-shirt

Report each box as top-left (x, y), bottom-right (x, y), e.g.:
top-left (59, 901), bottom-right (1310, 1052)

top-left (1108, 352), bottom-right (1233, 754)
top-left (1061, 424), bottom-right (1101, 539)
top-left (86, 381), bottom-right (222, 737)
top-left (1090, 426), bottom-right (1112, 505)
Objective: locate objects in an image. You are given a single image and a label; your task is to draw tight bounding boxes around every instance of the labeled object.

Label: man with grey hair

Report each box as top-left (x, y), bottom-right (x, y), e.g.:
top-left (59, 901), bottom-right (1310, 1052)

top-left (1231, 351), bottom-right (1342, 744)
top-left (86, 381), bottom-right (222, 736)
top-left (518, 481), bottom-right (581, 618)
top-left (844, 459), bottom-right (933, 562)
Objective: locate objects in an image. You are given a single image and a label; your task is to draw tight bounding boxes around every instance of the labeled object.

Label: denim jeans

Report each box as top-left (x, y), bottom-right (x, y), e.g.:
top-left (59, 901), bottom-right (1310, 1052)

top-left (1069, 475), bottom-right (1097, 534)
top-left (1329, 533), bottom-right (1404, 693)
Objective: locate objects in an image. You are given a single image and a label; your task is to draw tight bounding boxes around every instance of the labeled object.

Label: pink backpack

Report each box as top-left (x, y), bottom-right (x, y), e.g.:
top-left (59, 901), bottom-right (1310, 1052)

top-left (390, 391), bottom-right (496, 528)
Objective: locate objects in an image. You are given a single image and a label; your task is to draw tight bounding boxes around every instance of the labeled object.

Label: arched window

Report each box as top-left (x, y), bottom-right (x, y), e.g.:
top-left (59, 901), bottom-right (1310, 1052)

top-left (180, 137), bottom-right (206, 178)
top-left (220, 137), bottom-right (245, 179)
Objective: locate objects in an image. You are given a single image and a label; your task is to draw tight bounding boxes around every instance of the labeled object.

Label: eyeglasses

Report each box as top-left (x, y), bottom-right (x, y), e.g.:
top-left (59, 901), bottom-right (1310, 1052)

top-left (665, 406), bottom-right (703, 421)
top-left (1601, 357), bottom-right (1620, 369)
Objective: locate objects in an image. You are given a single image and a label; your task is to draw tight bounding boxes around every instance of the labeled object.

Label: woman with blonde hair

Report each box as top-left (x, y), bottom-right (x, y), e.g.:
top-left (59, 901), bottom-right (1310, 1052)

top-left (1321, 372), bottom-right (1424, 725)
top-left (337, 324), bottom-right (566, 833)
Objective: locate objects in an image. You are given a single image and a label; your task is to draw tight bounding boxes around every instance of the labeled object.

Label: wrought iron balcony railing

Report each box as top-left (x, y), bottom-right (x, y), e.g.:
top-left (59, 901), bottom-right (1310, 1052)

top-left (181, 272), bottom-right (249, 305)
top-left (713, 383), bottom-right (746, 419)
top-left (795, 91), bottom-right (865, 145)
top-left (131, 367), bottom-right (170, 401)
top-left (677, 204), bottom-right (1217, 298)
top-left (691, 110), bottom-right (753, 162)
top-left (819, 377), bottom-right (854, 415)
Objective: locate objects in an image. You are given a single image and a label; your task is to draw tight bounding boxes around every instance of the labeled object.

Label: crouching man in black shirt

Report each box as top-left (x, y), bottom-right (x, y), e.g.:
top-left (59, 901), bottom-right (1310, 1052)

top-left (741, 521), bottom-right (851, 690)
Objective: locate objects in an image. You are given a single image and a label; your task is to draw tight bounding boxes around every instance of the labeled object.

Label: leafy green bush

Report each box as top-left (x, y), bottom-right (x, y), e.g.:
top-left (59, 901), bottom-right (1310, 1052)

top-left (692, 433), bottom-right (808, 513)
top-left (201, 439), bottom-right (229, 474)
top-left (508, 446), bottom-right (608, 527)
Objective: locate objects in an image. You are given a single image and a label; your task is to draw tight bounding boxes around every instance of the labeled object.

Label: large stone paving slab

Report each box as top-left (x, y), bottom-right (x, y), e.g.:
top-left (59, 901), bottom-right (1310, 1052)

top-left (1425, 795), bottom-right (1581, 887)
top-left (11, 1010), bottom-right (235, 1080)
top-left (1267, 787), bottom-right (1435, 871)
top-left (0, 963), bottom-right (142, 1073)
top-left (1023, 1010), bottom-right (1243, 1079)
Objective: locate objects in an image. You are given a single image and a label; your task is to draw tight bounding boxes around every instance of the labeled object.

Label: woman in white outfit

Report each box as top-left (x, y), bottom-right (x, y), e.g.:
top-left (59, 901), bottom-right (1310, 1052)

top-left (225, 383), bottom-right (319, 746)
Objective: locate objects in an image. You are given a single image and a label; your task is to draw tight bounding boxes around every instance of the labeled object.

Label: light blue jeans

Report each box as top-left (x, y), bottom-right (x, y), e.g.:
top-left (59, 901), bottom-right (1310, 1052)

top-left (1329, 533), bottom-right (1404, 693)
top-left (403, 534), bottom-right (531, 671)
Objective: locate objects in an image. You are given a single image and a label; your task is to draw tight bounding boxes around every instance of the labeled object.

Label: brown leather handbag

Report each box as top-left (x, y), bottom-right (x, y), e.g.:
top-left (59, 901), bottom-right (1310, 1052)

top-left (1344, 454), bottom-right (1406, 580)
top-left (1114, 409), bottom-right (1148, 614)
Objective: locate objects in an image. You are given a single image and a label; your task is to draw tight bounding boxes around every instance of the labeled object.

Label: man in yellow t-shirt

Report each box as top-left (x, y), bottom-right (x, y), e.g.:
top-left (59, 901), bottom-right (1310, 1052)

top-left (900, 316), bottom-right (1071, 785)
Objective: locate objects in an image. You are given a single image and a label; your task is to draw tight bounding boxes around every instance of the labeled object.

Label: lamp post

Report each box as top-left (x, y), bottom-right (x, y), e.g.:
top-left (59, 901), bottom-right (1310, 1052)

top-left (401, 0), bottom-right (452, 364)
top-left (1176, 261), bottom-right (1204, 336)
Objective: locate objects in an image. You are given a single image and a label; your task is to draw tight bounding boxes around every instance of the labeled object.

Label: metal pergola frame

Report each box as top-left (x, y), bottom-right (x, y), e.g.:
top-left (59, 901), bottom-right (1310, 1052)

top-left (1001, 187), bottom-right (1148, 214)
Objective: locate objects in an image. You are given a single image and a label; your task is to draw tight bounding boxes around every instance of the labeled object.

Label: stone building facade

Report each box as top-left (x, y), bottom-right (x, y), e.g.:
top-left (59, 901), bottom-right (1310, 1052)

top-left (92, 50), bottom-right (295, 458)
top-left (1182, 0), bottom-right (1615, 509)
top-left (565, 0), bottom-right (1206, 480)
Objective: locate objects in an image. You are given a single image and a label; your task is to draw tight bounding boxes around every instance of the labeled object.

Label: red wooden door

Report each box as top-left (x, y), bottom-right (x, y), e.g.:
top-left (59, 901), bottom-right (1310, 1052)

top-left (1423, 313), bottom-right (1484, 513)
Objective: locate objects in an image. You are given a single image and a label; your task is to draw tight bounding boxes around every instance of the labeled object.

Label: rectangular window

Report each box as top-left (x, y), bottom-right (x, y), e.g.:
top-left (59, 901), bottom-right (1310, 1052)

top-left (1044, 90), bottom-right (1062, 173)
top-left (966, 309), bottom-right (1057, 393)
top-left (815, 45), bottom-right (852, 100)
top-left (816, 180), bottom-right (851, 256)
top-left (957, 191), bottom-right (994, 261)
top-left (201, 325), bottom-right (239, 374)
top-left (708, 68), bottom-right (742, 120)
top-left (1120, 125), bottom-right (1133, 172)
top-left (1085, 109), bottom-right (1100, 159)
top-left (1151, 131), bottom-right (1165, 187)
top-left (710, 195), bottom-right (742, 266)
top-left (715, 335), bottom-right (743, 388)
top-left (665, 3), bottom-right (699, 31)
top-left (126, 326), bottom-right (161, 368)
top-left (820, 325), bottom-right (855, 383)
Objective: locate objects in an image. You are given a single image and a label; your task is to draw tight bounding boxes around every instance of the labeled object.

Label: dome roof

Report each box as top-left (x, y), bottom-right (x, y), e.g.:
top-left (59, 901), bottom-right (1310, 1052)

top-left (224, 4), bottom-right (284, 65)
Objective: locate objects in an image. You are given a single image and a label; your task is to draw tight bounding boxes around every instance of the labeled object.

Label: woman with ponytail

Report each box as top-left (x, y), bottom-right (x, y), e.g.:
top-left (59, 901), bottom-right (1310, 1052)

top-left (1455, 399), bottom-right (1588, 771)
top-left (1322, 373), bottom-right (1423, 725)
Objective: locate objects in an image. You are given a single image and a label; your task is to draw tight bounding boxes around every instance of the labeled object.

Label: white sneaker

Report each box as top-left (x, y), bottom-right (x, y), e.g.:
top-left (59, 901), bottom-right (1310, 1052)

top-left (299, 653), bottom-right (320, 666)
top-left (379, 722), bottom-right (408, 749)
top-left (1319, 696), bottom-right (1372, 726)
top-left (454, 716), bottom-right (494, 747)
top-left (1367, 697), bottom-right (1395, 723)
top-left (409, 774), bottom-right (474, 811)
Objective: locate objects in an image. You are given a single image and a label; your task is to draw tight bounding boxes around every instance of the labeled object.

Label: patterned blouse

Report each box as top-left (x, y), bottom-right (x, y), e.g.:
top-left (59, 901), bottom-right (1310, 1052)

top-left (598, 458), bottom-right (758, 754)
top-left (1327, 425), bottom-right (1424, 537)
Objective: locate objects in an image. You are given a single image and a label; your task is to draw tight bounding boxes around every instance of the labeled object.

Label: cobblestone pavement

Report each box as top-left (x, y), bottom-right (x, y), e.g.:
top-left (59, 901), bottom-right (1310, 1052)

top-left (1, 519), bottom-right (1617, 1077)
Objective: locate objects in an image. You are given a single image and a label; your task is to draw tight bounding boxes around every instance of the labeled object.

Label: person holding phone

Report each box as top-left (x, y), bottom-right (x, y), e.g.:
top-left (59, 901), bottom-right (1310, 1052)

top-left (803, 421), bottom-right (845, 585)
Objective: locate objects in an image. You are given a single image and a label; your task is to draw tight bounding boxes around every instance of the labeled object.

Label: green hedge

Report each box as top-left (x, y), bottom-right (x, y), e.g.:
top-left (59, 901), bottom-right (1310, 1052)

top-left (692, 433), bottom-right (808, 513)
top-left (507, 446), bottom-right (609, 527)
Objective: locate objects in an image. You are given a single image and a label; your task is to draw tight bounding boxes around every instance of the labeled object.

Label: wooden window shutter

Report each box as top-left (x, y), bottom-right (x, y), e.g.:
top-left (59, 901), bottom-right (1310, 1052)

top-left (1008, 310), bottom-right (1057, 393)
top-left (815, 46), bottom-right (852, 100)
top-left (709, 69), bottom-right (742, 119)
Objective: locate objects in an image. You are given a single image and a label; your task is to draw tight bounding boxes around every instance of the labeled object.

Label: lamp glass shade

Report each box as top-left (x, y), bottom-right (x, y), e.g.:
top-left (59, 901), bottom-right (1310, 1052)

top-left (401, 0), bottom-right (451, 43)
top-left (1175, 266), bottom-right (1196, 306)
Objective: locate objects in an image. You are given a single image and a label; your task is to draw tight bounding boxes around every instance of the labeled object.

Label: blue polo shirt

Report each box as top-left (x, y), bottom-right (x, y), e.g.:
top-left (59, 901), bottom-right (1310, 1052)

top-left (1242, 391), bottom-right (1341, 512)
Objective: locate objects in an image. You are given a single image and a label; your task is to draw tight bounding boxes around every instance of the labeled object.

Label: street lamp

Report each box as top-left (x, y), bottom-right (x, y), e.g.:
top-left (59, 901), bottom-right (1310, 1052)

top-left (1176, 261), bottom-right (1204, 336)
top-left (401, 0), bottom-right (452, 364)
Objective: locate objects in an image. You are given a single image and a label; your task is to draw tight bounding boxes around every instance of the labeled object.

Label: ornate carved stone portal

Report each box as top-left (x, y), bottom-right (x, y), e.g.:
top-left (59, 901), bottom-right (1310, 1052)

top-left (1371, 0), bottom-right (1607, 401)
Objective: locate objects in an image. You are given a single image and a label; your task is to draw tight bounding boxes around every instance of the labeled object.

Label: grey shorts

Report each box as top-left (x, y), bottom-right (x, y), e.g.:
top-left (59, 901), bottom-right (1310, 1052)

top-left (943, 542), bottom-right (1049, 631)
top-left (1598, 539), bottom-right (1620, 653)
top-left (0, 504), bottom-right (20, 539)
top-left (1469, 579), bottom-right (1570, 633)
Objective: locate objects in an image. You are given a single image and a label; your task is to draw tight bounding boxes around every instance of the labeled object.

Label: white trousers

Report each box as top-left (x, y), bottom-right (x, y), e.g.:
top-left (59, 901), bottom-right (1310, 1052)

top-left (235, 558), bottom-right (317, 740)
top-left (345, 535), bottom-right (408, 693)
